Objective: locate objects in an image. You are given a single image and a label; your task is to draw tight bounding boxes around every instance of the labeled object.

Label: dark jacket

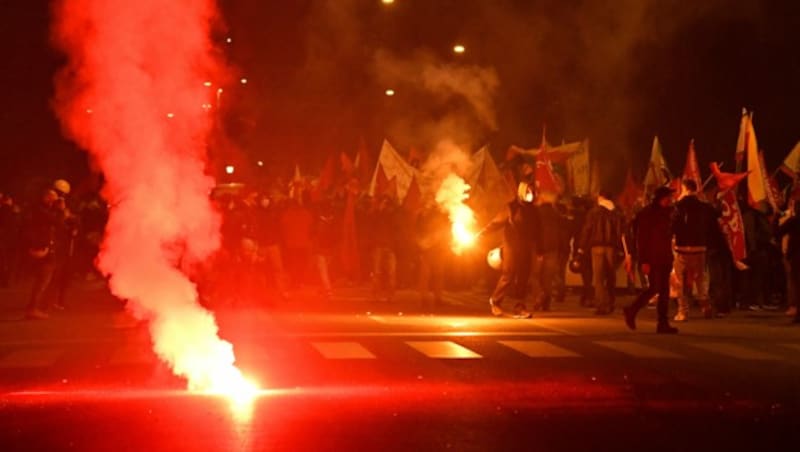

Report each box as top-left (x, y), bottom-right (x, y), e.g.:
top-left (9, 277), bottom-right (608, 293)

top-left (578, 203), bottom-right (625, 250)
top-left (26, 203), bottom-right (68, 253)
top-left (634, 202), bottom-right (674, 266)
top-left (486, 200), bottom-right (536, 249)
top-left (778, 215), bottom-right (800, 261)
top-left (534, 203), bottom-right (563, 254)
top-left (672, 195), bottom-right (717, 249)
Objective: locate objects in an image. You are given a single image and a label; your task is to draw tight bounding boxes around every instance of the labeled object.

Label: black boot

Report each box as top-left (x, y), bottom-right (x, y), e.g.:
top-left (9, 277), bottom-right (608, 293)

top-left (656, 323), bottom-right (679, 334)
top-left (623, 306), bottom-right (637, 330)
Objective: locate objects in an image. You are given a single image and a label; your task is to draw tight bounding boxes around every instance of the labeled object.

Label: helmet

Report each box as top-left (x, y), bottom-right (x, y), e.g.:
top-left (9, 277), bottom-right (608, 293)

top-left (53, 179), bottom-right (71, 196)
top-left (486, 247), bottom-right (503, 270)
top-left (568, 256), bottom-right (582, 274)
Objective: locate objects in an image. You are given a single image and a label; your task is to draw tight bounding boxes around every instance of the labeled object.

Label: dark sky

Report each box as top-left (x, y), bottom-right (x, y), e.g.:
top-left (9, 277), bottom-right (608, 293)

top-left (2, 0), bottom-right (799, 195)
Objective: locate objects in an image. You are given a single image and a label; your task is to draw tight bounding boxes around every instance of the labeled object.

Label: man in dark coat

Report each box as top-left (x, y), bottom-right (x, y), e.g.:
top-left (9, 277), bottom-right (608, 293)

top-left (484, 182), bottom-right (536, 319)
top-left (623, 187), bottom-right (679, 334)
top-left (778, 199), bottom-right (800, 324)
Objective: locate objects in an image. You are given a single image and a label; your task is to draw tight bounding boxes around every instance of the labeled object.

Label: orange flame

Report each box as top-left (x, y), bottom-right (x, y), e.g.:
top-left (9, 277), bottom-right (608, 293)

top-left (436, 174), bottom-right (477, 254)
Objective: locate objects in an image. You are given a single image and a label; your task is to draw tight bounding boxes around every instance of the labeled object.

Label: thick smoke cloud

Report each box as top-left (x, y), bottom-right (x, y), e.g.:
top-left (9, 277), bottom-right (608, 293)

top-left (52, 0), bottom-right (252, 392)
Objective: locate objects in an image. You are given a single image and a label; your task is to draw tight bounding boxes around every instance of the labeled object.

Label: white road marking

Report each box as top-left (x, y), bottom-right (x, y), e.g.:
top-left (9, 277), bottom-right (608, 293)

top-left (311, 342), bottom-right (376, 359)
top-left (499, 340), bottom-right (581, 358)
top-left (594, 341), bottom-right (683, 359)
top-left (691, 342), bottom-right (783, 361)
top-left (0, 349), bottom-right (61, 368)
top-left (406, 341), bottom-right (482, 359)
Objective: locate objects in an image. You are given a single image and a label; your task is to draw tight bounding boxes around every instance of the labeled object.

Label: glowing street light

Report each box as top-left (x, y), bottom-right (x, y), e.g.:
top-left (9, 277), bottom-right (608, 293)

top-left (226, 37), bottom-right (232, 44)
top-left (225, 165), bottom-right (235, 175)
top-left (453, 44), bottom-right (466, 54)
top-left (166, 112), bottom-right (175, 119)
top-left (240, 78), bottom-right (248, 85)
top-left (257, 161), bottom-right (264, 167)
top-left (385, 88), bottom-right (395, 96)
top-left (203, 81), bottom-right (212, 87)
top-left (381, 0), bottom-right (395, 4)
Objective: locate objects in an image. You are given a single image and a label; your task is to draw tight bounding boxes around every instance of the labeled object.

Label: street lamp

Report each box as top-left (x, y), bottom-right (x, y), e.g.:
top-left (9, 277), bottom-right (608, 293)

top-left (453, 44), bottom-right (465, 54)
top-left (225, 165), bottom-right (235, 175)
top-left (257, 161), bottom-right (264, 167)
top-left (385, 88), bottom-right (395, 96)
top-left (240, 78), bottom-right (248, 85)
top-left (381, 0), bottom-right (395, 4)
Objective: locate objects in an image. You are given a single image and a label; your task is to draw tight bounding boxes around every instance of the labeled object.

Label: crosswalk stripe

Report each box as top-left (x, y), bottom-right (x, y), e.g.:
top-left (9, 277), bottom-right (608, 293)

top-left (0, 349), bottom-right (61, 368)
top-left (594, 341), bottom-right (683, 359)
top-left (691, 343), bottom-right (783, 361)
top-left (406, 341), bottom-right (482, 359)
top-left (499, 340), bottom-right (580, 358)
top-left (311, 342), bottom-right (376, 359)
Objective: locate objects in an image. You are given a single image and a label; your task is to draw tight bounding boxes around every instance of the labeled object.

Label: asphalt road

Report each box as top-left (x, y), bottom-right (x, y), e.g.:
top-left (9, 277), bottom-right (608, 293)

top-left (0, 284), bottom-right (799, 451)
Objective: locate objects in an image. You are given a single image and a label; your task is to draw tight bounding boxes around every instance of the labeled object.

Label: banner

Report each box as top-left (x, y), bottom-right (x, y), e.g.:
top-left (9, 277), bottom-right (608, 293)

top-left (565, 139), bottom-right (591, 196)
top-left (368, 139), bottom-right (419, 201)
top-left (718, 189), bottom-right (747, 261)
top-left (643, 136), bottom-right (671, 197)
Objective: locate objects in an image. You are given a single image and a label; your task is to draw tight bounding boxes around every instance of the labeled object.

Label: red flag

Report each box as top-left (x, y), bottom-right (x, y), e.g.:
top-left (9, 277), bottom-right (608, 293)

top-left (355, 136), bottom-right (372, 185)
top-left (534, 154), bottom-right (563, 194)
top-left (718, 189), bottom-right (747, 261)
top-left (683, 139), bottom-right (703, 198)
top-left (402, 176), bottom-right (422, 216)
top-left (340, 152), bottom-right (354, 175)
top-left (616, 168), bottom-right (643, 217)
top-left (710, 162), bottom-right (748, 192)
top-left (317, 153), bottom-right (337, 193)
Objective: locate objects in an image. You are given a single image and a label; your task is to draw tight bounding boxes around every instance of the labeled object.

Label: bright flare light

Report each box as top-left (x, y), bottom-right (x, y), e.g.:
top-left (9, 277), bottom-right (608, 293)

top-left (435, 174), bottom-right (477, 254)
top-left (382, 0), bottom-right (395, 4)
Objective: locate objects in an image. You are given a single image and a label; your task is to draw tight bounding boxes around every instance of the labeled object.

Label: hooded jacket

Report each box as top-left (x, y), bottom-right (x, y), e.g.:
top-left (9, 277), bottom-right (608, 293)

top-left (578, 199), bottom-right (625, 250)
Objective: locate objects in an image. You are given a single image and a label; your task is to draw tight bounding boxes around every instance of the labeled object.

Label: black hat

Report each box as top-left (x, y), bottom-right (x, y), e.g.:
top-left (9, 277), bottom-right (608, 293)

top-left (653, 186), bottom-right (675, 202)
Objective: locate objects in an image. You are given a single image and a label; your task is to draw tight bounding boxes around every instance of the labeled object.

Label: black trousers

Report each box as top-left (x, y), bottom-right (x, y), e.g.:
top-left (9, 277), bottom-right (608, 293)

top-left (491, 243), bottom-right (532, 303)
top-left (708, 249), bottom-right (733, 313)
top-left (628, 260), bottom-right (672, 325)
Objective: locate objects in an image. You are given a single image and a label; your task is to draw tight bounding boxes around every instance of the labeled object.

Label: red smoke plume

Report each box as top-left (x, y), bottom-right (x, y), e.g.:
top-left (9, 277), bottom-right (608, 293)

top-left (51, 0), bottom-right (255, 395)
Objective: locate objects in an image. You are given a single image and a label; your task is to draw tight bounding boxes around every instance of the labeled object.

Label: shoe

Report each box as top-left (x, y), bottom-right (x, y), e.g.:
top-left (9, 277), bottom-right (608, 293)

top-left (489, 298), bottom-right (504, 317)
top-left (673, 312), bottom-right (687, 322)
top-left (513, 303), bottom-right (532, 319)
top-left (786, 306), bottom-right (797, 317)
top-left (623, 306), bottom-right (636, 330)
top-left (656, 323), bottom-right (679, 334)
top-left (25, 309), bottom-right (49, 320)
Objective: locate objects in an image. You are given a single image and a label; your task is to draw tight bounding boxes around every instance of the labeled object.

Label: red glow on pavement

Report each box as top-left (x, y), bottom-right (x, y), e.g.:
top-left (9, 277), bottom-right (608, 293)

top-left (51, 0), bottom-right (256, 393)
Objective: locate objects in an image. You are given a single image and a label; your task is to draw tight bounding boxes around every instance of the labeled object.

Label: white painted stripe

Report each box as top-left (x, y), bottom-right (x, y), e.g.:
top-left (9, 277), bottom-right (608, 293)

top-left (594, 341), bottom-right (683, 359)
top-left (691, 343), bottom-right (782, 360)
top-left (0, 349), bottom-right (61, 368)
top-left (499, 340), bottom-right (580, 358)
top-left (108, 346), bottom-right (155, 365)
top-left (406, 341), bottom-right (482, 359)
top-left (368, 316), bottom-right (388, 324)
top-left (311, 342), bottom-right (376, 359)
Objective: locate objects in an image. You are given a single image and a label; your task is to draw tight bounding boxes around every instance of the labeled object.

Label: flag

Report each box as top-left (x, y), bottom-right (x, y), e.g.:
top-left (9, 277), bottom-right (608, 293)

top-left (709, 162), bottom-right (748, 192)
top-left (402, 176), bottom-right (423, 216)
top-left (368, 139), bottom-right (419, 201)
top-left (683, 139), bottom-right (703, 195)
top-left (355, 136), bottom-right (372, 185)
top-left (616, 168), bottom-right (643, 218)
top-left (534, 153), bottom-right (564, 195)
top-left (565, 139), bottom-right (591, 196)
top-left (758, 151), bottom-right (778, 212)
top-left (643, 136), bottom-right (671, 197)
top-left (735, 108), bottom-right (748, 172)
top-left (743, 115), bottom-right (767, 207)
top-left (317, 153), bottom-right (337, 193)
top-left (340, 152), bottom-right (355, 175)
top-left (718, 189), bottom-right (747, 261)
top-left (781, 141), bottom-right (800, 176)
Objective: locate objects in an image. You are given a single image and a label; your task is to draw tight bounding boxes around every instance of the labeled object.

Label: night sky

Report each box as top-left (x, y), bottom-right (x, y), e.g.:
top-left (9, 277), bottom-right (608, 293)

top-left (2, 0), bottom-right (799, 196)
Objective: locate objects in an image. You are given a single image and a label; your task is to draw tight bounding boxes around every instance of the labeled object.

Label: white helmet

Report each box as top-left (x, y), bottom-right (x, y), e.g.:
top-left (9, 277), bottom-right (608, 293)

top-left (53, 179), bottom-right (71, 195)
top-left (486, 247), bottom-right (503, 270)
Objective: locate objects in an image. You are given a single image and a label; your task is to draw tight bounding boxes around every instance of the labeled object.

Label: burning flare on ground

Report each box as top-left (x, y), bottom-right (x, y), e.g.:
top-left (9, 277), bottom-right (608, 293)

top-left (51, 0), bottom-right (257, 401)
top-left (435, 174), bottom-right (478, 254)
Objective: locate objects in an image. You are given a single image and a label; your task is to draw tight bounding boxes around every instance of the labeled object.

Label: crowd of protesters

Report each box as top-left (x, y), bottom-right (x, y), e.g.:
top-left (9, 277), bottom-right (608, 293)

top-left (1, 169), bottom-right (798, 329)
